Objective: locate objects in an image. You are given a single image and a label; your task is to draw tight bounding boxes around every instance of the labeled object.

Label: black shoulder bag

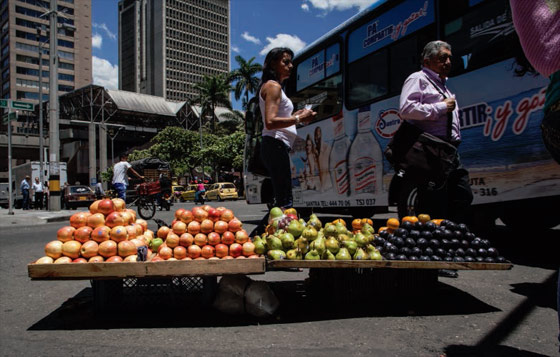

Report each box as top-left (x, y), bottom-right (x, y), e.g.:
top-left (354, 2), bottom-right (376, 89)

top-left (384, 76), bottom-right (458, 186)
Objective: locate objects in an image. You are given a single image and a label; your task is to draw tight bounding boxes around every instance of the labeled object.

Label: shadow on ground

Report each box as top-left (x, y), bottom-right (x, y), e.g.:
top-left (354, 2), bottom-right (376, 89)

top-left (28, 277), bottom-right (498, 331)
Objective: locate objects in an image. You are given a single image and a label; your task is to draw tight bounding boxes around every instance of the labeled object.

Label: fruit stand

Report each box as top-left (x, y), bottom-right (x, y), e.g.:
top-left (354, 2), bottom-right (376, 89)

top-left (28, 202), bottom-right (513, 314)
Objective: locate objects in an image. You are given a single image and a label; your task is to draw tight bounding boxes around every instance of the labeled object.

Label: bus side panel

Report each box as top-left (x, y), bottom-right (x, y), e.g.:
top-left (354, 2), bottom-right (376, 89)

top-left (373, 59), bottom-right (559, 206)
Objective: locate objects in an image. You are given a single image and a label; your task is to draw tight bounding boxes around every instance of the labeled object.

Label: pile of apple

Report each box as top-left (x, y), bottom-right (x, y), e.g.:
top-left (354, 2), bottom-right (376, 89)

top-left (35, 198), bottom-right (155, 264)
top-left (149, 205), bottom-right (261, 261)
top-left (256, 207), bottom-right (382, 261)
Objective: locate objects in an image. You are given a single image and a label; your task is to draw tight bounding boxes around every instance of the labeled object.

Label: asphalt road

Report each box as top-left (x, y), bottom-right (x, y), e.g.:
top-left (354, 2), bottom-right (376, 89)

top-left (1, 200), bottom-right (558, 356)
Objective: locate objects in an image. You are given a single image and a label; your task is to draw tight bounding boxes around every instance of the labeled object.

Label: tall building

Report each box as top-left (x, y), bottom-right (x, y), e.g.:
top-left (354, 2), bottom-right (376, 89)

top-left (0, 0), bottom-right (92, 179)
top-left (118, 0), bottom-right (230, 101)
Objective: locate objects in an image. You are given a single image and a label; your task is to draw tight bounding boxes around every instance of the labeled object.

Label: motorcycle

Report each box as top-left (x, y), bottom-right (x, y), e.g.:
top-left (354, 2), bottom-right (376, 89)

top-left (157, 191), bottom-right (172, 211)
top-left (194, 190), bottom-right (205, 205)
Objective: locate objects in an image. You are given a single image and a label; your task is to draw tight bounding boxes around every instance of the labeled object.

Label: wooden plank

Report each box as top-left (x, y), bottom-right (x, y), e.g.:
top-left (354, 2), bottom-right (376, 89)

top-left (28, 257), bottom-right (266, 280)
top-left (266, 260), bottom-right (513, 270)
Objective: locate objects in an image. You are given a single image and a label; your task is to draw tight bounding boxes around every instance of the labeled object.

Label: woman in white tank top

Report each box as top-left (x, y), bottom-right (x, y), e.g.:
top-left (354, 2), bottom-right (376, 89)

top-left (258, 47), bottom-right (316, 209)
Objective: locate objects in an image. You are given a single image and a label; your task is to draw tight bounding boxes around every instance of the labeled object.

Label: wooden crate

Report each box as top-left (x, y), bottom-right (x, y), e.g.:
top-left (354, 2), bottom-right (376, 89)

top-left (28, 257), bottom-right (266, 280)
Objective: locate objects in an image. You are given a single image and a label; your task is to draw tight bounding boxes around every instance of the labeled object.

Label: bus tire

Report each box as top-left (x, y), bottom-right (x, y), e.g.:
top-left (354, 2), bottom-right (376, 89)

top-left (396, 180), bottom-right (420, 220)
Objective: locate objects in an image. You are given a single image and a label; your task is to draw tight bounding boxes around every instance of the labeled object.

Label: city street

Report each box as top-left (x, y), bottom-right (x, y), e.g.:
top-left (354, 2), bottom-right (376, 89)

top-left (0, 201), bottom-right (558, 356)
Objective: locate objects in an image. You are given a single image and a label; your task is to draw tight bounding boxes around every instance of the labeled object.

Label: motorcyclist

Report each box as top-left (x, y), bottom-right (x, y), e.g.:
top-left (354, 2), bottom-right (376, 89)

top-left (157, 170), bottom-right (172, 210)
top-left (195, 180), bottom-right (206, 204)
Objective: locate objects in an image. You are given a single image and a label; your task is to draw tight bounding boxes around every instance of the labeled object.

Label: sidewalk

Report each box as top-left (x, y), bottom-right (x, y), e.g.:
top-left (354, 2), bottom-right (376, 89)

top-left (0, 208), bottom-right (79, 228)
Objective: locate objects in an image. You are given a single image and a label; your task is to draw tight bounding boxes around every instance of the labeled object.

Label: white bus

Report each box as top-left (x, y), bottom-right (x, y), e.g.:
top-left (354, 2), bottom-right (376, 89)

top-left (244, 0), bottom-right (560, 229)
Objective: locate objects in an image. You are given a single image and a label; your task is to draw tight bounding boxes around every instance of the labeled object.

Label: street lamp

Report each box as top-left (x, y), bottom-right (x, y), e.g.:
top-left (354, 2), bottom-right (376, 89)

top-left (108, 126), bottom-right (125, 164)
top-left (36, 26), bottom-right (47, 188)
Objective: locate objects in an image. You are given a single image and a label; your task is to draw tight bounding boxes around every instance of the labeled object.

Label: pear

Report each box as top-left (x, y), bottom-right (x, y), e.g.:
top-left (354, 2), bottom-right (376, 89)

top-left (343, 240), bottom-right (358, 256)
top-left (323, 250), bottom-right (336, 260)
top-left (253, 238), bottom-right (266, 255)
top-left (294, 237), bottom-right (309, 255)
top-left (335, 222), bottom-right (348, 236)
top-left (301, 226), bottom-right (318, 241)
top-left (305, 249), bottom-right (321, 260)
top-left (337, 233), bottom-right (351, 243)
top-left (307, 217), bottom-right (322, 230)
top-left (323, 223), bottom-right (337, 237)
top-left (286, 248), bottom-right (303, 260)
top-left (325, 236), bottom-right (340, 254)
top-left (267, 249), bottom-right (286, 260)
top-left (266, 235), bottom-right (283, 251)
top-left (335, 247), bottom-right (351, 260)
top-left (366, 244), bottom-right (382, 260)
top-left (361, 223), bottom-right (375, 235)
top-left (354, 232), bottom-right (368, 248)
top-left (313, 236), bottom-right (326, 256)
top-left (287, 219), bottom-right (305, 238)
top-left (353, 247), bottom-right (369, 260)
top-left (280, 232), bottom-right (296, 250)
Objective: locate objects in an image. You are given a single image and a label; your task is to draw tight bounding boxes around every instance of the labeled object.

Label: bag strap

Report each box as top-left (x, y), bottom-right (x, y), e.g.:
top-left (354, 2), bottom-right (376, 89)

top-left (423, 74), bottom-right (453, 141)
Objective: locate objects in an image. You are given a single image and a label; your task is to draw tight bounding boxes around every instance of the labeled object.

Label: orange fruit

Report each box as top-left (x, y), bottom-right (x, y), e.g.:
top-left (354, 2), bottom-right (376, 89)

top-left (361, 218), bottom-right (373, 226)
top-left (333, 218), bottom-right (346, 226)
top-left (431, 219), bottom-right (444, 226)
top-left (386, 218), bottom-right (400, 231)
top-left (378, 226), bottom-right (388, 233)
top-left (418, 214), bottom-right (431, 223)
top-left (402, 216), bottom-right (419, 224)
top-left (351, 219), bottom-right (362, 230)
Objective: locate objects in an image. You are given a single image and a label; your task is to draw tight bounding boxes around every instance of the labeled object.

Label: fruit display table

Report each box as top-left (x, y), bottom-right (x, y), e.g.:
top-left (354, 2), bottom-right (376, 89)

top-left (28, 258), bottom-right (266, 313)
top-left (266, 260), bottom-right (512, 270)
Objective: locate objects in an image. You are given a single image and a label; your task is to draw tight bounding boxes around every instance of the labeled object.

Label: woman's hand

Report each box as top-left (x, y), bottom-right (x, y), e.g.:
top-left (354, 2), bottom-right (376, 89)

top-left (294, 108), bottom-right (317, 124)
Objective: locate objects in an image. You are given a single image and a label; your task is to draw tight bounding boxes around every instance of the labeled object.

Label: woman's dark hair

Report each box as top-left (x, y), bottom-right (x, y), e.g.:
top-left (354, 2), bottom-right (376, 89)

top-left (260, 47), bottom-right (294, 85)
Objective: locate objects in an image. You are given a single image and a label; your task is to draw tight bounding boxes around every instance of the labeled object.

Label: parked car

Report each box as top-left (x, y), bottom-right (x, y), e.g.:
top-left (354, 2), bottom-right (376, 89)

top-left (180, 184), bottom-right (208, 202)
top-left (62, 185), bottom-right (96, 209)
top-left (204, 182), bottom-right (238, 201)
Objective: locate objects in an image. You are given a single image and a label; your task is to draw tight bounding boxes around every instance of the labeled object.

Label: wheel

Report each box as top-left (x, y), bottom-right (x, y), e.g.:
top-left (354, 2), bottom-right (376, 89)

top-left (136, 197), bottom-right (156, 220)
top-left (500, 197), bottom-right (560, 231)
top-left (396, 180), bottom-right (420, 219)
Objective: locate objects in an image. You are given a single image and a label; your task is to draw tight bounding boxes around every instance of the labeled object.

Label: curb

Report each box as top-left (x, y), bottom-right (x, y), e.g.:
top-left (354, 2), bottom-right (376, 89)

top-left (44, 215), bottom-right (73, 223)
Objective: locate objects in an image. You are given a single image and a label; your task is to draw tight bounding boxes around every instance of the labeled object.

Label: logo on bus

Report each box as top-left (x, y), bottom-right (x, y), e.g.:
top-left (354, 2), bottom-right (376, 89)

top-left (376, 109), bottom-right (401, 138)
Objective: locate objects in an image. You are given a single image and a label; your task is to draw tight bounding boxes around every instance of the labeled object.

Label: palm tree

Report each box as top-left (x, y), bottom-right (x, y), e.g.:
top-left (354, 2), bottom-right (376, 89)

top-left (230, 55), bottom-right (262, 110)
top-left (192, 74), bottom-right (233, 133)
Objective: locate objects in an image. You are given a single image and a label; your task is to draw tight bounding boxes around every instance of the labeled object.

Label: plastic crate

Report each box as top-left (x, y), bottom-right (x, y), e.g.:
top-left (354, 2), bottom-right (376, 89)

top-left (137, 182), bottom-right (161, 196)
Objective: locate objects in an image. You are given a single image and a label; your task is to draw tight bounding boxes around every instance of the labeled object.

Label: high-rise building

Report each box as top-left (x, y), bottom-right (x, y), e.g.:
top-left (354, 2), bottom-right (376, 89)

top-left (1, 0), bottom-right (92, 103)
top-left (0, 0), bottom-right (92, 179)
top-left (118, 0), bottom-right (230, 101)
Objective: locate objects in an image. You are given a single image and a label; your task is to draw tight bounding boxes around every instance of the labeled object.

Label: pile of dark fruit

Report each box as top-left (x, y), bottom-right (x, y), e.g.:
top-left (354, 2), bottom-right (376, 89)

top-left (374, 220), bottom-right (508, 263)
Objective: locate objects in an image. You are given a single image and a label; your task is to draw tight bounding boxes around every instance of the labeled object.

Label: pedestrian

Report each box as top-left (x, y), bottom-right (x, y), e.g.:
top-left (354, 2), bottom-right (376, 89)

top-left (259, 47), bottom-right (316, 209)
top-left (112, 154), bottom-right (143, 202)
top-left (509, 1), bottom-right (560, 348)
top-left (32, 177), bottom-right (44, 210)
top-left (20, 175), bottom-right (31, 210)
top-left (399, 41), bottom-right (474, 279)
top-left (43, 181), bottom-right (49, 210)
top-left (61, 182), bottom-right (68, 209)
top-left (399, 40), bottom-right (473, 224)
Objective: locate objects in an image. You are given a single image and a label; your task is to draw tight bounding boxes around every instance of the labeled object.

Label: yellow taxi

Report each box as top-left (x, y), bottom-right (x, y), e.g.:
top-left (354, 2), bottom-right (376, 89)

top-left (204, 182), bottom-right (238, 201)
top-left (180, 184), bottom-right (209, 201)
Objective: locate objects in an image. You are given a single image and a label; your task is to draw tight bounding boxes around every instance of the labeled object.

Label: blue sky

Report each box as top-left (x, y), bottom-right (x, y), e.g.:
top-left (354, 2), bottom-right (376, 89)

top-left (91, 0), bottom-right (378, 110)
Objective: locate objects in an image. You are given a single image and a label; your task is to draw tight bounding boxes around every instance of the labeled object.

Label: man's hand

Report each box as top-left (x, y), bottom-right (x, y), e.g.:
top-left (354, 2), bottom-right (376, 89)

top-left (443, 98), bottom-right (456, 112)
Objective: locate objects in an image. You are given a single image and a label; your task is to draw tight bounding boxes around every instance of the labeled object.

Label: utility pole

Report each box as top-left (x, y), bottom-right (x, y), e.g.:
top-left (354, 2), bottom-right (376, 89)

top-left (37, 27), bottom-right (45, 188)
top-left (48, 0), bottom-right (60, 211)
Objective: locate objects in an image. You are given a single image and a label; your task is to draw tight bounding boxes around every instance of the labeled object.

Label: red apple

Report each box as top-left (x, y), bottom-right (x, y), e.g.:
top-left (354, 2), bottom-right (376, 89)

top-left (229, 243), bottom-right (243, 258)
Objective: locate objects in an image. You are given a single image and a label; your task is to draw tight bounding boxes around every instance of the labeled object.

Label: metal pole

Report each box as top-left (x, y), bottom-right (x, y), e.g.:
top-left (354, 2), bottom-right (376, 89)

top-left (37, 29), bottom-right (44, 187)
top-left (48, 0), bottom-right (60, 210)
top-left (199, 110), bottom-right (204, 181)
top-left (7, 108), bottom-right (14, 215)
top-left (99, 92), bottom-right (107, 188)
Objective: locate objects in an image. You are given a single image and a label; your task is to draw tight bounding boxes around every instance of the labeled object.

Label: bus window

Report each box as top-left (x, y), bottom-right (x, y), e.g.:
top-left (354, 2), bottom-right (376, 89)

top-left (346, 48), bottom-right (388, 109)
top-left (389, 36), bottom-right (422, 94)
top-left (442, 0), bottom-right (518, 77)
top-left (290, 43), bottom-right (342, 122)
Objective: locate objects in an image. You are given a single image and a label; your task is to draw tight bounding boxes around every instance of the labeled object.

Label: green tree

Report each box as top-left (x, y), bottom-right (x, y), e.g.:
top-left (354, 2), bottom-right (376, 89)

top-left (192, 74), bottom-right (232, 133)
top-left (230, 55), bottom-right (262, 110)
top-left (201, 130), bottom-right (245, 180)
top-left (215, 109), bottom-right (244, 136)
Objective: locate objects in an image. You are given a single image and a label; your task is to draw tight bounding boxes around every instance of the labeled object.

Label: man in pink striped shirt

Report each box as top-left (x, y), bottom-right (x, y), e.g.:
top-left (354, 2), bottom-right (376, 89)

top-left (398, 40), bottom-right (472, 225)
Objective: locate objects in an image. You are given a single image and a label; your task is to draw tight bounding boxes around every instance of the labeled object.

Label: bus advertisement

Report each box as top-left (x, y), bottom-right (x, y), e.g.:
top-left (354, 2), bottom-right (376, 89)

top-left (243, 0), bottom-right (560, 229)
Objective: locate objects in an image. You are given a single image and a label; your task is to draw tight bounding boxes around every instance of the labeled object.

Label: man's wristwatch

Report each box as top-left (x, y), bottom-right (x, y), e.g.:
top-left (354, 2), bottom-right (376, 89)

top-left (294, 115), bottom-right (300, 125)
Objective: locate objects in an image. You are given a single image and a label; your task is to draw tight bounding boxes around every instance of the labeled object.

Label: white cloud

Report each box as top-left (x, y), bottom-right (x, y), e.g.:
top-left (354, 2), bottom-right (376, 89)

top-left (93, 23), bottom-right (117, 41)
top-left (305, 0), bottom-right (377, 12)
top-left (259, 34), bottom-right (306, 56)
top-left (92, 56), bottom-right (118, 90)
top-left (231, 45), bottom-right (240, 53)
top-left (92, 33), bottom-right (102, 49)
top-left (301, 3), bottom-right (310, 11)
top-left (241, 31), bottom-right (261, 45)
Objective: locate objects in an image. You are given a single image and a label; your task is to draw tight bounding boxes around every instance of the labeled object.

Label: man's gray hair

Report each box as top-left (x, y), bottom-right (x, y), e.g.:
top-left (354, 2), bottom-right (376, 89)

top-left (422, 41), bottom-right (451, 61)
